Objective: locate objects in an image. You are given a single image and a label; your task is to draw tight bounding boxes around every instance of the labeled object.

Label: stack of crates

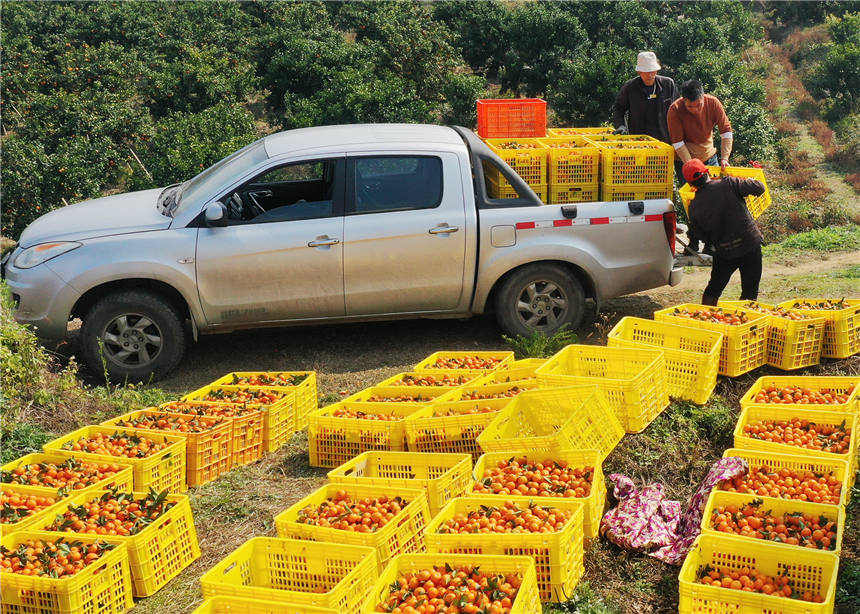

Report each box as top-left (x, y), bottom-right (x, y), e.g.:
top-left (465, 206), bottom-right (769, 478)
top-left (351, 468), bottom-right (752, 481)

top-left (535, 136), bottom-right (600, 204)
top-left (483, 138), bottom-right (548, 202)
top-left (584, 134), bottom-right (674, 201)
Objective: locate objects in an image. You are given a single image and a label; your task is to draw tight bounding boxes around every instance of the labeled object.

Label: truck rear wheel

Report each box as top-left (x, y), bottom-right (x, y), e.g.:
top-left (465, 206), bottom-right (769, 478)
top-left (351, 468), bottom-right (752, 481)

top-left (80, 289), bottom-right (186, 383)
top-left (495, 264), bottom-right (585, 338)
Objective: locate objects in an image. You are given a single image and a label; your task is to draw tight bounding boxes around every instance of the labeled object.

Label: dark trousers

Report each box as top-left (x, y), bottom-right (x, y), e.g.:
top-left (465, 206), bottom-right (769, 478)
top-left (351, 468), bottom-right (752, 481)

top-left (702, 244), bottom-right (762, 304)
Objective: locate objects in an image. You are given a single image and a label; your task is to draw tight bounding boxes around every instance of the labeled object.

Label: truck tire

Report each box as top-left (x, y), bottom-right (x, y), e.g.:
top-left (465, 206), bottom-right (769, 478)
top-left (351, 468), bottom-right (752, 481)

top-left (80, 289), bottom-right (186, 383)
top-left (495, 264), bottom-right (585, 338)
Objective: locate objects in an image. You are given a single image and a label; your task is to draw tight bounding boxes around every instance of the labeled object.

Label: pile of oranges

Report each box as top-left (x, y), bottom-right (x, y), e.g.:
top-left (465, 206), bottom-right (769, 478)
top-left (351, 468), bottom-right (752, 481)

top-left (719, 465), bottom-right (843, 504)
top-left (438, 501), bottom-right (570, 535)
top-left (430, 356), bottom-right (503, 370)
top-left (0, 537), bottom-right (118, 578)
top-left (709, 499), bottom-right (837, 549)
top-left (296, 490), bottom-right (406, 533)
top-left (495, 141), bottom-right (541, 150)
top-left (460, 387), bottom-right (525, 400)
top-left (787, 299), bottom-right (848, 310)
top-left (751, 385), bottom-right (853, 405)
top-left (1, 490), bottom-right (59, 525)
top-left (377, 565), bottom-right (522, 614)
top-left (2, 457), bottom-right (126, 491)
top-left (735, 302), bottom-right (812, 320)
top-left (199, 388), bottom-right (284, 405)
top-left (61, 431), bottom-right (169, 459)
top-left (394, 374), bottom-right (472, 387)
top-left (473, 457), bottom-right (593, 498)
top-left (46, 488), bottom-right (175, 537)
top-left (162, 401), bottom-right (258, 419)
top-left (331, 407), bottom-right (399, 421)
top-left (366, 394), bottom-right (431, 403)
top-left (435, 404), bottom-right (498, 417)
top-left (696, 566), bottom-right (823, 602)
top-left (741, 418), bottom-right (851, 454)
top-left (670, 307), bottom-right (750, 325)
top-left (227, 373), bottom-right (306, 386)
top-left (113, 413), bottom-right (225, 433)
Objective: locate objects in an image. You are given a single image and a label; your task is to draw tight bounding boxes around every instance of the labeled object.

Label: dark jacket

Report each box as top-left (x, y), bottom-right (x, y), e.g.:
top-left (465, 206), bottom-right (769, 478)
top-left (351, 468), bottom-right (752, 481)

top-left (688, 176), bottom-right (766, 259)
top-left (612, 75), bottom-right (678, 144)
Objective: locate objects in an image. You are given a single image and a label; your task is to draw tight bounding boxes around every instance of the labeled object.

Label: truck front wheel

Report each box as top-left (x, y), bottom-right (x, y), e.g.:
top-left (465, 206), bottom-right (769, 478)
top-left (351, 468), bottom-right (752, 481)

top-left (80, 289), bottom-right (187, 383)
top-left (495, 264), bottom-right (585, 338)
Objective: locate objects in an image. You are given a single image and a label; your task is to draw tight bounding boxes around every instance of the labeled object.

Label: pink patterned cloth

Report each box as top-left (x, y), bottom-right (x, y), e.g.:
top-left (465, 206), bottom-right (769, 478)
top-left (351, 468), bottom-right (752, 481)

top-left (599, 456), bottom-right (748, 564)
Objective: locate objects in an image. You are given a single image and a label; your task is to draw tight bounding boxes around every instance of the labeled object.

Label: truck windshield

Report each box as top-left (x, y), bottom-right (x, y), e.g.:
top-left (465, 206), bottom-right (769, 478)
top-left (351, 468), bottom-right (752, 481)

top-left (172, 139), bottom-right (269, 216)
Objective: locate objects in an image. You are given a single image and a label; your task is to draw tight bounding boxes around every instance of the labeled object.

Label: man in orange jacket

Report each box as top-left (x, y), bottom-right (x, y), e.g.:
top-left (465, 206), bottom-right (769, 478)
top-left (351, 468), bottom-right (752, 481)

top-left (668, 80), bottom-right (733, 180)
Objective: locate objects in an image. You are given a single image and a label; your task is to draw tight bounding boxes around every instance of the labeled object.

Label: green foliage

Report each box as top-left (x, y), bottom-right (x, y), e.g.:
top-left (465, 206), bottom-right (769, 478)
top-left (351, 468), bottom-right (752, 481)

top-left (762, 225), bottom-right (860, 255)
top-left (836, 557), bottom-right (859, 609)
top-left (503, 326), bottom-right (576, 359)
top-left (0, 422), bottom-right (50, 463)
top-left (545, 582), bottom-right (619, 613)
top-left (807, 13), bottom-right (860, 121)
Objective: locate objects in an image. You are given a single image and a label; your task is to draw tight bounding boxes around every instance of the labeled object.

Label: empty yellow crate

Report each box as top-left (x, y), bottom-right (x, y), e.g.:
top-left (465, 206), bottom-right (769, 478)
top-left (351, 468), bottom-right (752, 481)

top-left (600, 182), bottom-right (673, 202)
top-left (476, 386), bottom-right (624, 460)
top-left (375, 370), bottom-right (480, 389)
top-left (326, 451), bottom-right (472, 515)
top-left (43, 425), bottom-right (186, 494)
top-left (1, 452), bottom-right (134, 493)
top-left (547, 127), bottom-right (614, 136)
top-left (27, 489), bottom-right (200, 597)
top-left (740, 375), bottom-right (858, 414)
top-left (425, 496), bottom-right (584, 602)
top-left (654, 304), bottom-right (768, 376)
top-left (589, 140), bottom-right (673, 186)
top-left (535, 344), bottom-right (669, 432)
top-left (719, 300), bottom-right (826, 370)
top-left (0, 483), bottom-right (70, 538)
top-left (535, 136), bottom-right (600, 184)
top-left (274, 483), bottom-right (430, 574)
top-left (472, 449), bottom-right (606, 539)
top-left (778, 298), bottom-right (860, 359)
top-left (483, 138), bottom-right (548, 187)
top-left (192, 596), bottom-right (336, 613)
top-left (414, 350), bottom-right (514, 375)
top-left (307, 402), bottom-right (423, 468)
top-left (481, 358), bottom-right (547, 383)
top-left (200, 537), bottom-right (377, 614)
top-left (363, 553), bottom-right (540, 614)
top-left (607, 317), bottom-right (721, 405)
top-left (678, 534), bottom-right (838, 614)
top-left (679, 165), bottom-right (771, 218)
top-left (403, 397), bottom-right (515, 460)
top-left (701, 491), bottom-right (845, 553)
top-left (0, 530), bottom-right (133, 614)
top-left (101, 409), bottom-right (233, 488)
top-left (721, 447), bottom-right (852, 508)
top-left (211, 371), bottom-right (318, 430)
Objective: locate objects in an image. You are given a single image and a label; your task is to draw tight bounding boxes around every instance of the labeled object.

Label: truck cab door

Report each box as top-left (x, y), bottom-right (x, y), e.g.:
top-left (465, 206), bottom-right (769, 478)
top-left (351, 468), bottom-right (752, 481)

top-left (195, 157), bottom-right (346, 325)
top-left (343, 152), bottom-right (467, 316)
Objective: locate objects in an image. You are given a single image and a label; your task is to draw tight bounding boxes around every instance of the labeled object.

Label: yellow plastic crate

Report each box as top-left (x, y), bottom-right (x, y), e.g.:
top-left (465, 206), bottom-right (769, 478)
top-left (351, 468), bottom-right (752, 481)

top-left (274, 483), bottom-right (430, 574)
top-left (326, 451), bottom-right (472, 515)
top-left (375, 370), bottom-right (480, 389)
top-left (307, 402), bottom-right (423, 468)
top-left (488, 175), bottom-right (549, 202)
top-left (101, 409), bottom-right (233, 488)
top-left (192, 596), bottom-right (337, 613)
top-left (425, 496), bottom-right (584, 602)
top-left (472, 449), bottom-right (606, 540)
top-left (721, 447), bottom-right (852, 508)
top-left (26, 489), bottom-right (200, 597)
top-left (403, 398), bottom-right (515, 460)
top-left (582, 134), bottom-right (662, 144)
top-left (740, 376), bottom-right (858, 414)
top-left (719, 300), bottom-right (826, 370)
top-left (701, 491), bottom-right (845, 553)
top-left (363, 553), bottom-right (541, 614)
top-left (482, 358), bottom-right (547, 383)
top-left (535, 344), bottom-right (669, 432)
top-left (599, 182), bottom-right (673, 202)
top-left (160, 401), bottom-right (265, 467)
top-left (733, 406), bottom-right (857, 490)
top-left (476, 386), bottom-right (624, 460)
top-left (679, 165), bottom-right (772, 218)
top-left (200, 537), bottom-right (377, 614)
top-left (1, 452), bottom-right (134, 493)
top-left (414, 350), bottom-right (514, 375)
top-left (654, 304), bottom-right (768, 376)
top-left (778, 298), bottom-right (860, 359)
top-left (535, 136), bottom-right (600, 185)
top-left (43, 425), bottom-right (186, 494)
top-left (483, 138), bottom-right (548, 187)
top-left (0, 530), bottom-right (133, 614)
top-left (607, 316), bottom-right (721, 405)
top-left (547, 127), bottom-right (614, 136)
top-left (210, 371), bottom-right (318, 430)
top-left (588, 140), bottom-right (673, 186)
top-left (341, 384), bottom-right (451, 405)
top-left (547, 182), bottom-right (599, 204)
top-left (678, 534), bottom-right (838, 614)
top-left (435, 379), bottom-right (541, 403)
top-left (0, 483), bottom-right (69, 538)
top-left (182, 384), bottom-right (296, 453)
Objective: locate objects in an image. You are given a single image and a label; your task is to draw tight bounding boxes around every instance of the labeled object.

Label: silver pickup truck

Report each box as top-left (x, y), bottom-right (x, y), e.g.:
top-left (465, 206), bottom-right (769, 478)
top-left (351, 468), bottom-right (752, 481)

top-left (4, 124), bottom-right (682, 381)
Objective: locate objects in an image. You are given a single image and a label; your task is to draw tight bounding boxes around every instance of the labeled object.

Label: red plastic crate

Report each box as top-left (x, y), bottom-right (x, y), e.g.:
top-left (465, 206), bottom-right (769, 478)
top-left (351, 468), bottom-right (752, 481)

top-left (477, 98), bottom-right (547, 138)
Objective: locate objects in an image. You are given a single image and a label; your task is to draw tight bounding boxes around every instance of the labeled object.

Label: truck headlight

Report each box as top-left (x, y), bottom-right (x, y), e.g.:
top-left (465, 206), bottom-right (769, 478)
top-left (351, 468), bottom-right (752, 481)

top-left (14, 242), bottom-right (81, 269)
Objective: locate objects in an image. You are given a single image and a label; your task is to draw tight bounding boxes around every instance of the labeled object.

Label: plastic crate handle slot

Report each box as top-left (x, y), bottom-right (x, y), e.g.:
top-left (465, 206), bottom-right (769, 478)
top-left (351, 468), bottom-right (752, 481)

top-left (223, 561), bottom-right (237, 574)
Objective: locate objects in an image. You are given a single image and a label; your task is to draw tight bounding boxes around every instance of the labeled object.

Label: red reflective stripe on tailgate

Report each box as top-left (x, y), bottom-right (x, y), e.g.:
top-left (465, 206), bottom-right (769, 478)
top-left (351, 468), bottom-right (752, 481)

top-left (644, 214), bottom-right (663, 221)
top-left (590, 217), bottom-right (609, 225)
top-left (515, 222), bottom-right (536, 229)
top-left (553, 219), bottom-right (572, 227)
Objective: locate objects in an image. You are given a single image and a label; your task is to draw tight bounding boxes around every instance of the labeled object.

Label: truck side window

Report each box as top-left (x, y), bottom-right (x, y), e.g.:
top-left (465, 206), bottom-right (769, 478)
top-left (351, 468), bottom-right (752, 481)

top-left (349, 156), bottom-right (443, 214)
top-left (481, 159), bottom-right (528, 201)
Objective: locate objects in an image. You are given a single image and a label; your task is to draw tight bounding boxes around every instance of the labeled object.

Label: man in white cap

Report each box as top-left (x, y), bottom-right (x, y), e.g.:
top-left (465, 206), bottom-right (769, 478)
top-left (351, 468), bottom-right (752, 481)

top-left (611, 51), bottom-right (678, 145)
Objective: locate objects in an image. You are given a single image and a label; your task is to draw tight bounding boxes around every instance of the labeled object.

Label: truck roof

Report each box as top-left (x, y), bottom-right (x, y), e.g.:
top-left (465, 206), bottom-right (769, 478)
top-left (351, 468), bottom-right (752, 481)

top-left (263, 123), bottom-right (463, 157)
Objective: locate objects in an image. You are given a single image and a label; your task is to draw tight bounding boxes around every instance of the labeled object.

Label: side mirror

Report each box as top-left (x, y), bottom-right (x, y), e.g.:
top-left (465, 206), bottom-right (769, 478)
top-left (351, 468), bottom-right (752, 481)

top-left (204, 203), bottom-right (227, 227)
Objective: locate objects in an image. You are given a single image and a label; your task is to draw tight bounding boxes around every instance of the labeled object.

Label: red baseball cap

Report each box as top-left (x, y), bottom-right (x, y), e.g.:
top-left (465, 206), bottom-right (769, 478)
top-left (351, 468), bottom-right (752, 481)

top-left (682, 159), bottom-right (709, 183)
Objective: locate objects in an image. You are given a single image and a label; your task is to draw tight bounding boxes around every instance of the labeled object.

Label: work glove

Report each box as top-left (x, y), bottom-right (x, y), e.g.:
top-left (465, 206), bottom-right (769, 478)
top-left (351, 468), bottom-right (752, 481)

top-left (613, 125), bottom-right (628, 135)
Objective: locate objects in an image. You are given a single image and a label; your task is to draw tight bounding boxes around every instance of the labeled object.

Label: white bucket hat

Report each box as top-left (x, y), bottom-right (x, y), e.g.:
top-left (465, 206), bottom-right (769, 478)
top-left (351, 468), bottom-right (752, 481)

top-left (636, 51), bottom-right (661, 72)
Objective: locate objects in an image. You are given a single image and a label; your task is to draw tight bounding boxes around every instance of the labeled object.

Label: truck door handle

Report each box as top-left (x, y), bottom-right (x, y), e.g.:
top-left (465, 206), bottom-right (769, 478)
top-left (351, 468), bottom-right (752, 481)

top-left (429, 225), bottom-right (459, 235)
top-left (307, 237), bottom-right (340, 247)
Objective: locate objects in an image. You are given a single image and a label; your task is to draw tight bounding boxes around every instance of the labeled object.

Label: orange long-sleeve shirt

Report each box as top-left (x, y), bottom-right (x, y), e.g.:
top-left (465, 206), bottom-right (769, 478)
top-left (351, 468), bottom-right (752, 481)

top-left (667, 95), bottom-right (732, 162)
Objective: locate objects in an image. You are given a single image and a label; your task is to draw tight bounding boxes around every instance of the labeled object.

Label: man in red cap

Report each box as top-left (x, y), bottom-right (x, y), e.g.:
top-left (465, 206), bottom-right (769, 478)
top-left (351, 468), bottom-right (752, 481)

top-left (683, 159), bottom-right (767, 305)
